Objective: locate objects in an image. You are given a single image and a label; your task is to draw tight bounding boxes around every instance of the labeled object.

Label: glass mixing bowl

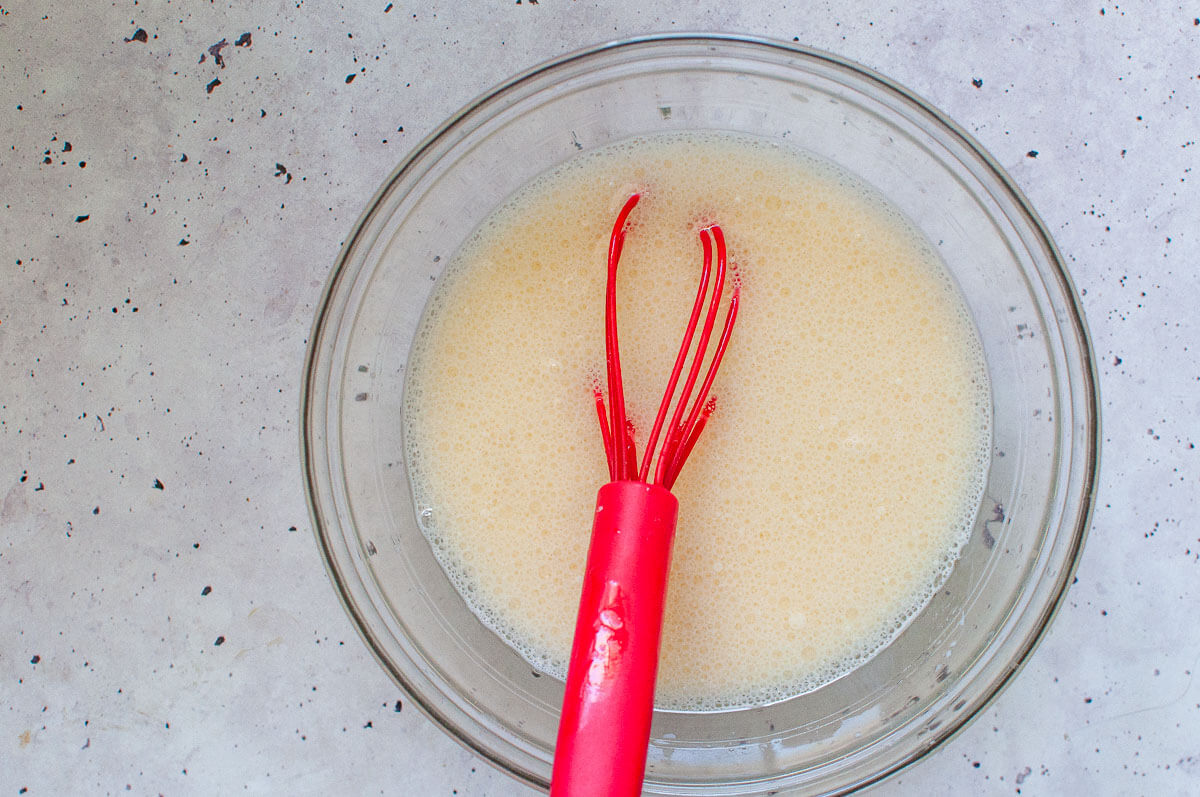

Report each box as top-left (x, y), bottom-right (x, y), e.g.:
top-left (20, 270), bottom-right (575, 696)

top-left (302, 34), bottom-right (1098, 795)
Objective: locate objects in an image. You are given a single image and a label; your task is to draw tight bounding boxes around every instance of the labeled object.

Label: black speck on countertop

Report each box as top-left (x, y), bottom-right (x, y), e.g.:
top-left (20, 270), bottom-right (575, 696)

top-left (207, 39), bottom-right (229, 68)
top-left (152, 478), bottom-right (164, 490)
top-left (75, 214), bottom-right (89, 223)
top-left (971, 77), bottom-right (983, 88)
top-left (124, 28), bottom-right (148, 43)
top-left (1027, 150), bottom-right (1039, 158)
top-left (201, 585), bottom-right (212, 596)
top-left (214, 635), bottom-right (225, 646)
top-left (345, 73), bottom-right (356, 84)
top-left (235, 32), bottom-right (252, 47)
top-left (206, 78), bottom-right (221, 94)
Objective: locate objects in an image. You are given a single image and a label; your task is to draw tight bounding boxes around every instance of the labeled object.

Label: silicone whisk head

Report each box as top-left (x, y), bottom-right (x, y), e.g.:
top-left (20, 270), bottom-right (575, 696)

top-left (592, 193), bottom-right (740, 491)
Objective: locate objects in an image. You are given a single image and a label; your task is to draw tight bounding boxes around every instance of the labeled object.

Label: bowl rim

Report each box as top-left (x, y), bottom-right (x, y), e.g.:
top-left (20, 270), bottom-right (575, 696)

top-left (301, 31), bottom-right (1101, 793)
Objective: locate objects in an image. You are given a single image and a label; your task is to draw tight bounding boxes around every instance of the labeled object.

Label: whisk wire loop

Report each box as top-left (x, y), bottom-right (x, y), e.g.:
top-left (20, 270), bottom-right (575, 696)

top-left (596, 193), bottom-right (740, 489)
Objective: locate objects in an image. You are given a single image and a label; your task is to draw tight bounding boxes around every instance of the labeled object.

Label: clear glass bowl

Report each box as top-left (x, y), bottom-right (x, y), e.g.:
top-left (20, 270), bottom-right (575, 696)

top-left (302, 34), bottom-right (1098, 795)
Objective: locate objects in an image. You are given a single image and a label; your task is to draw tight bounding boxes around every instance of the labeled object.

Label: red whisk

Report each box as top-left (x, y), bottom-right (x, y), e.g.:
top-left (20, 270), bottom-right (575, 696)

top-left (550, 193), bottom-right (740, 797)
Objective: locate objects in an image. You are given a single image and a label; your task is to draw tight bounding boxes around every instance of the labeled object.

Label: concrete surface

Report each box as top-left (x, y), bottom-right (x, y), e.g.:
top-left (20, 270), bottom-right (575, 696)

top-left (2, 2), bottom-right (1196, 794)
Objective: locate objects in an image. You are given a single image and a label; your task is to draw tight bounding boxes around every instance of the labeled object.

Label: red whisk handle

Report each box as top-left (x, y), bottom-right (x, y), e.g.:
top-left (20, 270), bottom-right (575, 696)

top-left (550, 480), bottom-right (679, 797)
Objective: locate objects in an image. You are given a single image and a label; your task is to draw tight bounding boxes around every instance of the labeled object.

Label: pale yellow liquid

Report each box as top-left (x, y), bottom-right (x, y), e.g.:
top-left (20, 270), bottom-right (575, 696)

top-left (404, 133), bottom-right (990, 710)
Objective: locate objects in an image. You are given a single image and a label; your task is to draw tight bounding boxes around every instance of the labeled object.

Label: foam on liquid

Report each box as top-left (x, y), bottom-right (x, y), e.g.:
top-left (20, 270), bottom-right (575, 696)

top-left (404, 133), bottom-right (991, 710)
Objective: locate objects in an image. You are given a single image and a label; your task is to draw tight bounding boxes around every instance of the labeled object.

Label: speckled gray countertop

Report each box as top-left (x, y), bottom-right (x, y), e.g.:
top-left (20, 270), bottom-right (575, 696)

top-left (2, 2), bottom-right (1196, 795)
